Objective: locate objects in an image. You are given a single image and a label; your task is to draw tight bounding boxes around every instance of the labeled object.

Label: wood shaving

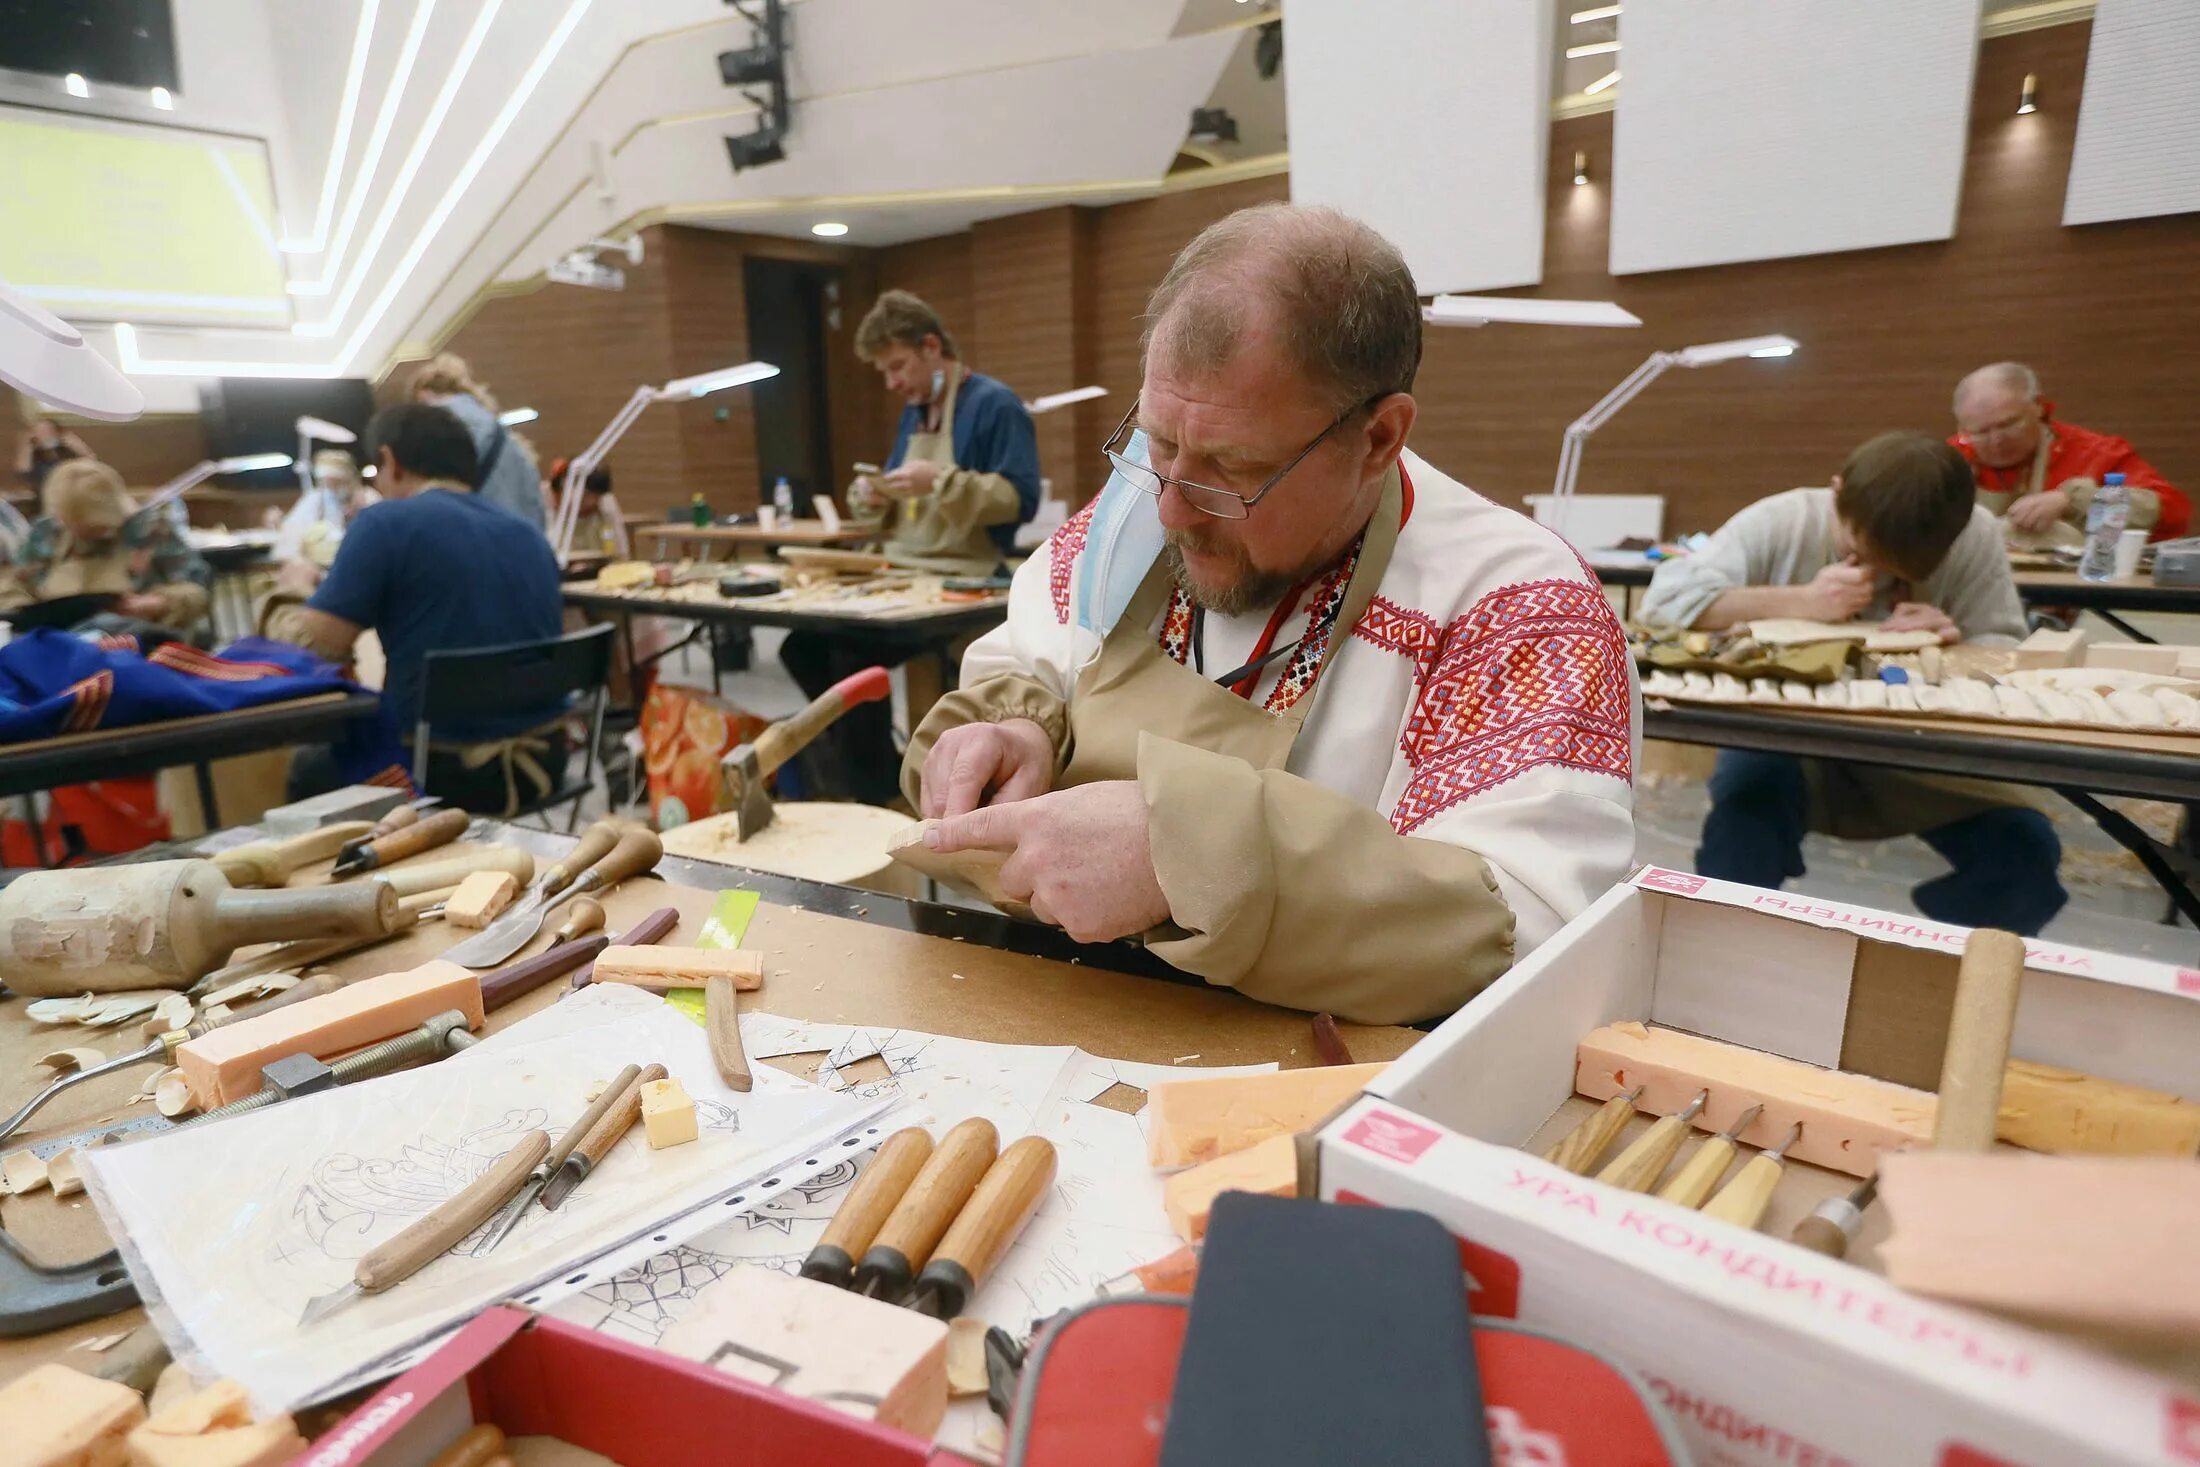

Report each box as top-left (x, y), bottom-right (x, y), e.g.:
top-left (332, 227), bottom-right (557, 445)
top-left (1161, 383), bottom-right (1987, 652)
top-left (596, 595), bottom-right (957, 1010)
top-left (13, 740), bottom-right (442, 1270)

top-left (70, 1331), bottom-right (131, 1353)
top-left (47, 1148), bottom-right (85, 1198)
top-left (155, 1069), bottom-right (198, 1119)
top-left (38, 1047), bottom-right (107, 1074)
top-left (1174, 1054), bottom-right (1201, 1064)
top-left (946, 1317), bottom-right (991, 1397)
top-left (199, 971), bottom-right (300, 1008)
top-left (26, 996), bottom-right (98, 1025)
top-left (1, 1151), bottom-right (48, 1196)
top-left (142, 993), bottom-right (195, 1038)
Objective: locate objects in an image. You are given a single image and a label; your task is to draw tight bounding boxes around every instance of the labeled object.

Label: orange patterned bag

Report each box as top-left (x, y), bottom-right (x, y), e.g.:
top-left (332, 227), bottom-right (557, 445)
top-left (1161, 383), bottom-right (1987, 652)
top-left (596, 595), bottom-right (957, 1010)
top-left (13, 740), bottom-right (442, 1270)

top-left (638, 680), bottom-right (768, 829)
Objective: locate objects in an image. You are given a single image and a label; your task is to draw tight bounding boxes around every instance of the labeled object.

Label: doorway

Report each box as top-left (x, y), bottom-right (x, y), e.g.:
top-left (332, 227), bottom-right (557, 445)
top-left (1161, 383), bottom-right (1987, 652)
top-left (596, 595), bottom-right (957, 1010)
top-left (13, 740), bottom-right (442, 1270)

top-left (742, 256), bottom-right (839, 513)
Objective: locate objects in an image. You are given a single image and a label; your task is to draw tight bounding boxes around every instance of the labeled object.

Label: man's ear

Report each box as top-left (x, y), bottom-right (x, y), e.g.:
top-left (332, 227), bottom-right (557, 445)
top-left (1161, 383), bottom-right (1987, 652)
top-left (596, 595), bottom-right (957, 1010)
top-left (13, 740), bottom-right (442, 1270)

top-left (1365, 392), bottom-right (1417, 479)
top-left (1829, 473), bottom-right (1844, 493)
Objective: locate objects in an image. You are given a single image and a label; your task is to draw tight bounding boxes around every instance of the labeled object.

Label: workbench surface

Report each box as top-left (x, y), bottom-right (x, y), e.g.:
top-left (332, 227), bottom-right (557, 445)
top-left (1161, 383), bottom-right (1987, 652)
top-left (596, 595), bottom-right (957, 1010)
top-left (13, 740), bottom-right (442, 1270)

top-left (0, 823), bottom-right (1419, 1378)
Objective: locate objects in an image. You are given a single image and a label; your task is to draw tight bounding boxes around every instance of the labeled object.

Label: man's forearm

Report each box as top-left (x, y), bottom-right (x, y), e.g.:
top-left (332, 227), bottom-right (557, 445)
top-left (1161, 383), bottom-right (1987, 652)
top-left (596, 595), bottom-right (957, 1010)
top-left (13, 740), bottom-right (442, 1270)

top-left (262, 598), bottom-right (361, 665)
top-left (1692, 585), bottom-right (1809, 630)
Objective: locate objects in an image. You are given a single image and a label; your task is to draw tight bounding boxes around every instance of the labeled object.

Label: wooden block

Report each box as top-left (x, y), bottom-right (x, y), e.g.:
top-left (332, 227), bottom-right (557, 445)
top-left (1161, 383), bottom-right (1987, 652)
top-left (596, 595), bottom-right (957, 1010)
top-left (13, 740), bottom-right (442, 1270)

top-left (1575, 1022), bottom-right (1931, 1178)
top-left (657, 1266), bottom-right (949, 1438)
top-left (444, 871), bottom-right (519, 929)
top-left (640, 1077), bottom-right (697, 1149)
top-left (2000, 1058), bottom-right (2200, 1157)
top-left (1147, 1063), bottom-right (1389, 1169)
top-left (0, 1361), bottom-right (147, 1467)
top-left (1880, 1152), bottom-right (2200, 1340)
top-left (176, 960), bottom-right (485, 1108)
top-left (2081, 642), bottom-right (2184, 676)
top-left (589, 946), bottom-right (763, 993)
top-left (1162, 1133), bottom-right (1300, 1242)
top-left (2011, 625), bottom-right (2089, 671)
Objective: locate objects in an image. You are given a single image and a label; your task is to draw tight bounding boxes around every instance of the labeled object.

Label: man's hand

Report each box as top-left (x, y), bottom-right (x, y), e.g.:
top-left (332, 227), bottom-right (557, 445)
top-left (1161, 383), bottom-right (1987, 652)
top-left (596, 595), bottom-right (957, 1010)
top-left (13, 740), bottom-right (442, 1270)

top-left (926, 781), bottom-right (1170, 942)
top-left (2007, 488), bottom-right (2072, 534)
top-left (920, 718), bottom-right (1057, 819)
top-left (1795, 560), bottom-right (1874, 623)
top-left (116, 592), bottom-right (165, 620)
top-left (1880, 601), bottom-right (1961, 644)
top-left (877, 460), bottom-right (942, 499)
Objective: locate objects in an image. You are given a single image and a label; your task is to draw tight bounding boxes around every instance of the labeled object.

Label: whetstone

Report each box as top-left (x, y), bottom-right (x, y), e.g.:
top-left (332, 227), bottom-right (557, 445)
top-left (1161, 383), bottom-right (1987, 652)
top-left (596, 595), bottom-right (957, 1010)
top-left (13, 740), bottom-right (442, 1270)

top-left (1933, 929), bottom-right (2026, 1152)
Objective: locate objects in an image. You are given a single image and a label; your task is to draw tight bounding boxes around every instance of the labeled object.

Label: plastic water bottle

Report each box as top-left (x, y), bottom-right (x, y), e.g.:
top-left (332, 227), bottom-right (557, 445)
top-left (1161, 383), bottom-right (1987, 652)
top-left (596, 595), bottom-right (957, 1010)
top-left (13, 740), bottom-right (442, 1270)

top-left (773, 476), bottom-right (797, 520)
top-left (2078, 472), bottom-right (2129, 582)
top-left (690, 492), bottom-right (709, 528)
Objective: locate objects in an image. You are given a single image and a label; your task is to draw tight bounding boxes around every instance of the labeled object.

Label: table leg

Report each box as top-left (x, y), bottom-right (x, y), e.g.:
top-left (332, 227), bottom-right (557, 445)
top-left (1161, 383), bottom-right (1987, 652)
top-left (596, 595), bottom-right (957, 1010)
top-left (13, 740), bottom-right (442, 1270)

top-left (2057, 788), bottom-right (2200, 928)
top-left (2091, 608), bottom-right (2158, 645)
top-left (193, 762), bottom-right (222, 834)
top-left (18, 795), bottom-right (50, 869)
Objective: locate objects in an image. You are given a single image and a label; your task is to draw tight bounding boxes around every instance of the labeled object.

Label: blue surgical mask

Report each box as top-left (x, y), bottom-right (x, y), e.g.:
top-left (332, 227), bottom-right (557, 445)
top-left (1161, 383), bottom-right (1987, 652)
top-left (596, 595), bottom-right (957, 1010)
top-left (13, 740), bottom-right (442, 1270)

top-left (930, 368), bottom-right (946, 403)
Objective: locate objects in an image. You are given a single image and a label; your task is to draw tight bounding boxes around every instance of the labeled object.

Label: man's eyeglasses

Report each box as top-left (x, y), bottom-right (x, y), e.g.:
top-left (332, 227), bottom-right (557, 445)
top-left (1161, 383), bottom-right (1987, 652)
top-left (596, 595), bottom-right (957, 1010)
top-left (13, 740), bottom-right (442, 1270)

top-left (1100, 394), bottom-right (1388, 521)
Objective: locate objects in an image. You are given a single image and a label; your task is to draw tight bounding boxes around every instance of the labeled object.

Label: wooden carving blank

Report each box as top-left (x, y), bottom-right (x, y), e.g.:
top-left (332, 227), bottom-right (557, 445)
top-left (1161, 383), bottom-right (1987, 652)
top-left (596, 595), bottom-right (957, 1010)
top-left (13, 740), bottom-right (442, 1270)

top-left (1575, 1022), bottom-right (1932, 1178)
top-left (885, 823), bottom-right (1027, 916)
top-left (1147, 1063), bottom-right (1390, 1169)
top-left (1999, 1058), bottom-right (2200, 1157)
top-left (1163, 1132), bottom-right (1299, 1242)
top-left (1879, 1152), bottom-right (2200, 1340)
top-left (590, 946), bottom-right (763, 992)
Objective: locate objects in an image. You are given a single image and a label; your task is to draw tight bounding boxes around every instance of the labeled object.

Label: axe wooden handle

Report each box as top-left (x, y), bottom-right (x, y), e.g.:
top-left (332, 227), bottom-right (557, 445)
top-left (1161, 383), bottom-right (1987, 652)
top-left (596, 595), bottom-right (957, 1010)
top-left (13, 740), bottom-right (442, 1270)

top-left (751, 666), bottom-right (893, 779)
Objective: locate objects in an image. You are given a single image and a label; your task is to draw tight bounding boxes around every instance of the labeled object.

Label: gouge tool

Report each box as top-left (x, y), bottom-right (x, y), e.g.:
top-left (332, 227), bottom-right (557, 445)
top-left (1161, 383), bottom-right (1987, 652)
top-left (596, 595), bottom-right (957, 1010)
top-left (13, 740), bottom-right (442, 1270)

top-left (1595, 1089), bottom-right (1708, 1192)
top-left (480, 1063), bottom-right (641, 1253)
top-left (441, 822), bottom-right (663, 968)
top-left (1656, 1104), bottom-right (1763, 1209)
top-left (1703, 1122), bottom-right (1802, 1230)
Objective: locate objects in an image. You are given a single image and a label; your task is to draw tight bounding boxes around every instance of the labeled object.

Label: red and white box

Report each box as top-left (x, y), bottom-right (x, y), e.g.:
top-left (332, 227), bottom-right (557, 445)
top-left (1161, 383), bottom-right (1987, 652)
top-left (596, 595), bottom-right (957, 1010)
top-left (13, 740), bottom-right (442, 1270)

top-left (1318, 868), bottom-right (2200, 1467)
top-left (298, 1306), bottom-right (960, 1467)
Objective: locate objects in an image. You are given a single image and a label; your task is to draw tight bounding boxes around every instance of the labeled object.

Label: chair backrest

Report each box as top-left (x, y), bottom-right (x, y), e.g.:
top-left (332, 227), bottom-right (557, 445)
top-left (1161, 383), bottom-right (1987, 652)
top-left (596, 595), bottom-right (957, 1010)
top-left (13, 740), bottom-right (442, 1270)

top-left (418, 623), bottom-right (614, 725)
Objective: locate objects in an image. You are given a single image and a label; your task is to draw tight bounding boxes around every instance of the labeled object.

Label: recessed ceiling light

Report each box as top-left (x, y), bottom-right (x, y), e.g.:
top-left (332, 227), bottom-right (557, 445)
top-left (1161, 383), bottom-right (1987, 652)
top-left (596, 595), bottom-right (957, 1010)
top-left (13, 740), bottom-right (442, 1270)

top-left (811, 221), bottom-right (850, 237)
top-left (149, 86), bottom-right (173, 110)
top-left (64, 73), bottom-right (89, 97)
top-left (1566, 40), bottom-right (1620, 59)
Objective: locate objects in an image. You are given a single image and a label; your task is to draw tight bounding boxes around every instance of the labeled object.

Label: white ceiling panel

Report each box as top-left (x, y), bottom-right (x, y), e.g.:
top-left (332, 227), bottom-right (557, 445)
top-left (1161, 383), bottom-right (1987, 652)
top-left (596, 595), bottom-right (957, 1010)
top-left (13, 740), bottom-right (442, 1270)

top-left (1283, 0), bottom-right (1555, 294)
top-left (1611, 0), bottom-right (1981, 275)
top-left (2064, 0), bottom-right (2200, 225)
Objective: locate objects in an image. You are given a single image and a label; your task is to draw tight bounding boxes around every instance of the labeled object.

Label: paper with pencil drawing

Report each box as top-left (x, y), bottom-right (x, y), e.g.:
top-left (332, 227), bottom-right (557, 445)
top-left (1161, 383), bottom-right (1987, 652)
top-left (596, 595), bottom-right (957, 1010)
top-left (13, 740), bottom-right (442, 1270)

top-left (81, 985), bottom-right (894, 1412)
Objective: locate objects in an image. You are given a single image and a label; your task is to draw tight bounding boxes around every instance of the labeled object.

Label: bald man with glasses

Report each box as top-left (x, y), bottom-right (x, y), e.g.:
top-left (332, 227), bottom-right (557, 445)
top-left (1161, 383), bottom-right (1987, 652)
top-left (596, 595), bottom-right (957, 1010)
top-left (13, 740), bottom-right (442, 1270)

top-left (900, 204), bottom-right (1638, 1026)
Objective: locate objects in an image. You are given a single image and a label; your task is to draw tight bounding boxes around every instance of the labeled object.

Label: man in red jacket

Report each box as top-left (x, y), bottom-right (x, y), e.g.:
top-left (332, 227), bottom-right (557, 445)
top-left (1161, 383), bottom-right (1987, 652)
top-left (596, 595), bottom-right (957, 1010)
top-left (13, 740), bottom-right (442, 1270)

top-left (1950, 362), bottom-right (2188, 543)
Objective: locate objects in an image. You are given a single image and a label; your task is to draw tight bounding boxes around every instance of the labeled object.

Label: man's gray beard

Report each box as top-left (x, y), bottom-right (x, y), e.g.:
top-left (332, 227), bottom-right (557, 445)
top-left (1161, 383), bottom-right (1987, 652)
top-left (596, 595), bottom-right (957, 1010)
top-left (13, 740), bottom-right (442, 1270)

top-left (1160, 539), bottom-right (1301, 617)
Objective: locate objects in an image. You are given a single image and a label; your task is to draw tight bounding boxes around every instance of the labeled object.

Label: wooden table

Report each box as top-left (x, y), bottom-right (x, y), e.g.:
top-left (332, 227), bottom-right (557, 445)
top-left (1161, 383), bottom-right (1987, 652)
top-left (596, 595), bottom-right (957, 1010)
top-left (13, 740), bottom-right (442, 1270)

top-left (563, 577), bottom-right (1009, 726)
top-left (1644, 697), bottom-right (2200, 923)
top-left (0, 692), bottom-right (379, 865)
top-left (640, 520), bottom-right (877, 560)
top-left (0, 822), bottom-right (1419, 1377)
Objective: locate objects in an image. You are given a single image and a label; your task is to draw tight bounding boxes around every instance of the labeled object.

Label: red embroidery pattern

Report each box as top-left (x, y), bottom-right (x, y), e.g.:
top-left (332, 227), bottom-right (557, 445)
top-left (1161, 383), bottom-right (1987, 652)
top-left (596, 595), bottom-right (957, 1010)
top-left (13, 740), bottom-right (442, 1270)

top-left (148, 644), bottom-right (293, 682)
top-left (1047, 500), bottom-right (1098, 623)
top-left (1262, 542), bottom-right (1360, 713)
top-left (97, 634), bottom-right (139, 655)
top-left (1375, 578), bottom-right (1632, 833)
top-left (1158, 587), bottom-right (1194, 666)
top-left (63, 670), bottom-right (114, 732)
top-left (1351, 594), bottom-right (1442, 680)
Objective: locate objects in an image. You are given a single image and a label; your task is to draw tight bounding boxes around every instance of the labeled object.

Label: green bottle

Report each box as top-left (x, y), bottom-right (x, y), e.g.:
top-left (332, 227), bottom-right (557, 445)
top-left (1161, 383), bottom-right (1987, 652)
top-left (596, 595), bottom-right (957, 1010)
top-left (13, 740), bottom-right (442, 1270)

top-left (690, 492), bottom-right (709, 528)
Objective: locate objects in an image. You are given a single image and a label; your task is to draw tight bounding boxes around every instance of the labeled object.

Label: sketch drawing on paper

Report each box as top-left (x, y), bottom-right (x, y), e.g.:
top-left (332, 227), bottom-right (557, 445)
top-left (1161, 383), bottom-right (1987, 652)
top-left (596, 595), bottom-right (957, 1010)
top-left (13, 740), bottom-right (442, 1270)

top-left (283, 1109), bottom-right (546, 1265)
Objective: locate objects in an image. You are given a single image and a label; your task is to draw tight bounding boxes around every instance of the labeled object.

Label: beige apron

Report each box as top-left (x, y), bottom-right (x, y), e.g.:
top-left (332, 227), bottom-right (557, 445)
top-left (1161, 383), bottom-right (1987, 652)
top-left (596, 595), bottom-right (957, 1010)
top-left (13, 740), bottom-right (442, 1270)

top-left (1060, 474), bottom-right (1401, 788)
top-left (1978, 432), bottom-right (2083, 551)
top-left (36, 541), bottom-right (136, 600)
top-left (880, 368), bottom-right (1006, 577)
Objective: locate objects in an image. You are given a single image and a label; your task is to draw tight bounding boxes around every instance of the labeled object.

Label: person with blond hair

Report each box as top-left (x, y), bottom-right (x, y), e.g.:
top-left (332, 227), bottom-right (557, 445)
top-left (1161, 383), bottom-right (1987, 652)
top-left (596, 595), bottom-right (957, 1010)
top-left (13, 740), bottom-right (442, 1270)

top-left (410, 352), bottom-right (545, 531)
top-left (0, 458), bottom-right (209, 632)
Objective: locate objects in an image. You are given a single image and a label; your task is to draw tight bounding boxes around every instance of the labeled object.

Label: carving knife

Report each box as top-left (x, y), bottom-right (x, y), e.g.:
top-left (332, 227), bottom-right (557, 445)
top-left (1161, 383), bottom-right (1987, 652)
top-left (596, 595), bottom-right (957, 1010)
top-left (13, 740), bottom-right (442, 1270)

top-left (480, 1063), bottom-right (640, 1253)
top-left (439, 822), bottom-right (662, 968)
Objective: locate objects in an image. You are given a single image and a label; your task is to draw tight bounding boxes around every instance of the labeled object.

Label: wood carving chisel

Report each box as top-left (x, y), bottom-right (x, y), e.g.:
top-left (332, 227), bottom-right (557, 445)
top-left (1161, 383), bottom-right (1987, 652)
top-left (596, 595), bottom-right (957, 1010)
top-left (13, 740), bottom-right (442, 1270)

top-left (328, 807), bottom-right (470, 877)
top-left (299, 1129), bottom-right (550, 1326)
top-left (1656, 1104), bottom-right (1763, 1209)
top-left (443, 823), bottom-right (662, 969)
top-left (908, 1136), bottom-right (1058, 1320)
top-left (1702, 1122), bottom-right (1802, 1229)
top-left (481, 1064), bottom-right (641, 1252)
top-left (799, 1126), bottom-right (935, 1286)
top-left (705, 972), bottom-right (752, 1092)
top-left (541, 1064), bottom-right (667, 1209)
top-left (1595, 1089), bottom-right (1708, 1192)
top-left (1789, 1174), bottom-right (1878, 1260)
top-left (853, 1117), bottom-right (998, 1302)
top-left (338, 798), bottom-right (439, 862)
top-left (211, 821), bottom-right (375, 888)
top-left (1541, 1085), bottom-right (1643, 1175)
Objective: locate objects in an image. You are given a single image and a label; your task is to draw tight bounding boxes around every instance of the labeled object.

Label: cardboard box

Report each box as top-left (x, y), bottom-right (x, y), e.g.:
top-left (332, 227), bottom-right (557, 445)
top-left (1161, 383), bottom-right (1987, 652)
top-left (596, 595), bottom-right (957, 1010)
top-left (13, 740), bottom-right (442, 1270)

top-left (1317, 868), bottom-right (2200, 1467)
top-left (299, 1306), bottom-right (960, 1467)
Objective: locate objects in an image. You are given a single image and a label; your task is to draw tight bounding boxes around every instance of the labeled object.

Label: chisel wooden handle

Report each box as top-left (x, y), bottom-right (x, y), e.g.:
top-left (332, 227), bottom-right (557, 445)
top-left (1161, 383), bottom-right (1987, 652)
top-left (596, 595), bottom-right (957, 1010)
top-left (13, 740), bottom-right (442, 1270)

top-left (549, 1064), bottom-right (641, 1174)
top-left (356, 1130), bottom-right (548, 1293)
top-left (856, 1118), bottom-right (998, 1298)
top-left (481, 935), bottom-right (609, 1012)
top-left (567, 827), bottom-right (663, 898)
top-left (377, 847), bottom-right (535, 899)
top-left (550, 898), bottom-right (606, 944)
top-left (1657, 1136), bottom-right (1742, 1209)
top-left (704, 974), bottom-right (751, 1092)
top-left (543, 821), bottom-right (623, 897)
top-left (572, 907), bottom-right (679, 990)
top-left (1700, 1152), bottom-right (1785, 1229)
top-left (425, 1424), bottom-right (506, 1467)
top-left (210, 880), bottom-right (398, 948)
top-left (1933, 928), bottom-right (2026, 1152)
top-left (801, 1127), bottom-right (934, 1286)
top-left (562, 1064), bottom-right (667, 1177)
top-left (363, 803), bottom-right (424, 841)
top-left (913, 1136), bottom-right (1057, 1318)
top-left (341, 808), bottom-right (469, 872)
top-left (1543, 1092), bottom-right (1639, 1175)
top-left (1596, 1114), bottom-right (1694, 1192)
top-left (212, 821), bottom-right (374, 887)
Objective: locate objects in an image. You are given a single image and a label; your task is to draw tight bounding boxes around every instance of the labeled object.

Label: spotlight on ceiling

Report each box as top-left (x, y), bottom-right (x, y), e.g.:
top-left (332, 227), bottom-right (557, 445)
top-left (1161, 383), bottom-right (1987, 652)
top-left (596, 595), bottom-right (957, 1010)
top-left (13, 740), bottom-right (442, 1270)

top-left (719, 0), bottom-right (791, 173)
top-left (1189, 107), bottom-right (1239, 145)
top-left (726, 125), bottom-right (786, 173)
top-left (811, 221), bottom-right (850, 237)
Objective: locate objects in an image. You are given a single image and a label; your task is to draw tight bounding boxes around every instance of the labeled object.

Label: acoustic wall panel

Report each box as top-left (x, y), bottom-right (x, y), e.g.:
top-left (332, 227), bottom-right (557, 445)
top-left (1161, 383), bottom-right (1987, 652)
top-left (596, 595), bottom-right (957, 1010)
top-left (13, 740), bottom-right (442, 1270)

top-left (1610, 1), bottom-right (1981, 276)
top-left (1284, 0), bottom-right (1554, 295)
top-left (2065, 0), bottom-right (2200, 225)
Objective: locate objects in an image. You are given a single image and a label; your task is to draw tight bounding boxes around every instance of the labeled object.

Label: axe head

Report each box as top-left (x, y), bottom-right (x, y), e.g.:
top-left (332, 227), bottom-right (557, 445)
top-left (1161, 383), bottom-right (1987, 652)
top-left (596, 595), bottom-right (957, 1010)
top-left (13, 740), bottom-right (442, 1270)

top-left (721, 742), bottom-right (774, 840)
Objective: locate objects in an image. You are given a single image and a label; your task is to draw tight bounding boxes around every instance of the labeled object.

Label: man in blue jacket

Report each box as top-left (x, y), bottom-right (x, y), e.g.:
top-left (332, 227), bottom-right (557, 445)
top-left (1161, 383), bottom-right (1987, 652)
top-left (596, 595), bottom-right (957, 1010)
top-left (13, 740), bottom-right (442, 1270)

top-left (784, 290), bottom-right (1040, 804)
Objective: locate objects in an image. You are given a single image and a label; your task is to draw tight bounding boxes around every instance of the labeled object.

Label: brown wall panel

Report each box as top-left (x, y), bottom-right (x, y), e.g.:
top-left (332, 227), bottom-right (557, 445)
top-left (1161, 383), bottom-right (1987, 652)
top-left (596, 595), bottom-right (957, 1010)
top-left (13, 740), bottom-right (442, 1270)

top-left (970, 208), bottom-right (1081, 504)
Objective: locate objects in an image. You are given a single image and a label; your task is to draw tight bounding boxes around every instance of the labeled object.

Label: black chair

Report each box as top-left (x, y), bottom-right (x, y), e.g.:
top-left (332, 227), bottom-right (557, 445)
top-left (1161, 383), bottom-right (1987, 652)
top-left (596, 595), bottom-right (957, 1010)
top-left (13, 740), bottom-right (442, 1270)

top-left (414, 625), bottom-right (613, 829)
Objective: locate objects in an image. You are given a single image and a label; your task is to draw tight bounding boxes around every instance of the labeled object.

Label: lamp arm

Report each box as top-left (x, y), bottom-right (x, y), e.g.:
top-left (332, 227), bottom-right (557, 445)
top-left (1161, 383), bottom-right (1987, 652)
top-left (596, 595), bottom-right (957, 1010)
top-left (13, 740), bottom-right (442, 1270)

top-left (555, 385), bottom-right (655, 564)
top-left (138, 461), bottom-right (220, 518)
top-left (1551, 351), bottom-right (1680, 503)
